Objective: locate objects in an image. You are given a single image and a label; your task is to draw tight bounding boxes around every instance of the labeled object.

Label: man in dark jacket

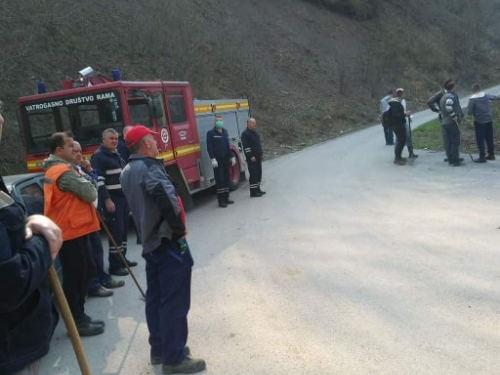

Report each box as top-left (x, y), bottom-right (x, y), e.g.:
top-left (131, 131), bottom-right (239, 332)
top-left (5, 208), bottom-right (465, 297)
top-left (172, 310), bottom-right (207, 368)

top-left (91, 128), bottom-right (137, 276)
top-left (206, 115), bottom-right (236, 208)
top-left (428, 80), bottom-right (464, 163)
top-left (467, 83), bottom-right (500, 163)
top-left (388, 89), bottom-right (410, 165)
top-left (0, 109), bottom-right (63, 375)
top-left (72, 141), bottom-right (125, 297)
top-left (241, 118), bottom-right (266, 197)
top-left (440, 80), bottom-right (464, 166)
top-left (121, 125), bottom-right (206, 374)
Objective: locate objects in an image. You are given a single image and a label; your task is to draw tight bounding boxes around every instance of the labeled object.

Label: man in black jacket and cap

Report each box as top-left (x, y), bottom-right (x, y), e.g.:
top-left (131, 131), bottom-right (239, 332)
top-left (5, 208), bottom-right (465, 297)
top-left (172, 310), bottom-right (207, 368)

top-left (0, 106), bottom-right (63, 375)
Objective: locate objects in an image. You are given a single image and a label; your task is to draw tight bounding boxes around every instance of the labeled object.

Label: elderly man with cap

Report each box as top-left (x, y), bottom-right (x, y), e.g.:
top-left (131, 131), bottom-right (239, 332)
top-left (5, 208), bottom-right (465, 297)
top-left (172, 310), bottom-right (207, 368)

top-left (120, 125), bottom-right (206, 374)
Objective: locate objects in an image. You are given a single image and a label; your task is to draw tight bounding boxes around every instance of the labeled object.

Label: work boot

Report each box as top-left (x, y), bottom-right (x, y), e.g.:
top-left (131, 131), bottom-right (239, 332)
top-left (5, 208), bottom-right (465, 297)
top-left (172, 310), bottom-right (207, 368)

top-left (250, 190), bottom-right (263, 197)
top-left (151, 347), bottom-right (191, 365)
top-left (217, 193), bottom-right (226, 208)
top-left (88, 286), bottom-right (113, 298)
top-left (394, 157), bottom-right (406, 166)
top-left (75, 317), bottom-right (105, 337)
top-left (486, 154), bottom-right (496, 160)
top-left (450, 161), bottom-right (464, 167)
top-left (224, 192), bottom-right (234, 204)
top-left (409, 153), bottom-right (418, 158)
top-left (258, 187), bottom-right (266, 195)
top-left (162, 357), bottom-right (206, 374)
top-left (102, 278), bottom-right (125, 289)
top-left (444, 157), bottom-right (463, 163)
top-left (82, 313), bottom-right (105, 327)
top-left (109, 267), bottom-right (129, 276)
top-left (474, 157), bottom-right (487, 163)
top-left (126, 258), bottom-right (138, 267)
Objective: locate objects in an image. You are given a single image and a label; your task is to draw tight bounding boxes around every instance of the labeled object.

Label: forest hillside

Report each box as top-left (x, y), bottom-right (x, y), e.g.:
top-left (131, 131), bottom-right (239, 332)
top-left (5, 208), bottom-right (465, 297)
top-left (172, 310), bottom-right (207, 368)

top-left (1, 0), bottom-right (499, 172)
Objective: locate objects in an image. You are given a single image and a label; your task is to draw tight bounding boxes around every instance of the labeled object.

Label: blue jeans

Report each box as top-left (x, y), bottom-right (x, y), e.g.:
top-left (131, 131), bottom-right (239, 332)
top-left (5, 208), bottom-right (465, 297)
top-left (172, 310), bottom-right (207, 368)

top-left (143, 239), bottom-right (194, 365)
top-left (88, 230), bottom-right (112, 293)
top-left (102, 195), bottom-right (129, 270)
top-left (474, 121), bottom-right (494, 158)
top-left (383, 126), bottom-right (394, 145)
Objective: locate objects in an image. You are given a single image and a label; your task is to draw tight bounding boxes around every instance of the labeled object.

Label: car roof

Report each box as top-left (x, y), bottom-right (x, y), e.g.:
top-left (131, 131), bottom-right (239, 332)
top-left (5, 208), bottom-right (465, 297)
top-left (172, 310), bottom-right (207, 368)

top-left (3, 173), bottom-right (44, 191)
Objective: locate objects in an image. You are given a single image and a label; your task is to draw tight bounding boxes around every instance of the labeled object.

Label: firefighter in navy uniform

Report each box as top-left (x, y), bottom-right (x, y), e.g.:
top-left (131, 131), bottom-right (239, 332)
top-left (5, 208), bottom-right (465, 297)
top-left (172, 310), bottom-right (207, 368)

top-left (91, 128), bottom-right (137, 276)
top-left (241, 117), bottom-right (266, 197)
top-left (206, 115), bottom-right (236, 208)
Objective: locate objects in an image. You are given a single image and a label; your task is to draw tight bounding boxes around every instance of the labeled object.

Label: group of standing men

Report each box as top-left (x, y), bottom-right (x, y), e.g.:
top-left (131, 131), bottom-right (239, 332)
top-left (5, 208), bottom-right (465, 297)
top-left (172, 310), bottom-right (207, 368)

top-left (427, 80), bottom-right (499, 165)
top-left (1, 108), bottom-right (266, 374)
top-left (39, 127), bottom-right (136, 338)
top-left (207, 116), bottom-right (266, 207)
top-left (381, 80), bottom-right (499, 165)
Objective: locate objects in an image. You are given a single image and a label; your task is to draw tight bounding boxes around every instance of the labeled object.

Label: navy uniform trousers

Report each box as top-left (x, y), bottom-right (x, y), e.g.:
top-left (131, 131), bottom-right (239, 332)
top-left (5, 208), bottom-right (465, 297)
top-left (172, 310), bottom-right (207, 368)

top-left (103, 195), bottom-right (129, 271)
top-left (214, 157), bottom-right (230, 203)
top-left (143, 239), bottom-right (194, 366)
top-left (247, 158), bottom-right (262, 194)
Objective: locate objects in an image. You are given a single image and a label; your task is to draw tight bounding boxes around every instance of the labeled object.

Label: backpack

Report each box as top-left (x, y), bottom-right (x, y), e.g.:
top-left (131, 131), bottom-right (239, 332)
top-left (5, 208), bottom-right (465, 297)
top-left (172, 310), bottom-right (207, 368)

top-left (387, 100), bottom-right (406, 127)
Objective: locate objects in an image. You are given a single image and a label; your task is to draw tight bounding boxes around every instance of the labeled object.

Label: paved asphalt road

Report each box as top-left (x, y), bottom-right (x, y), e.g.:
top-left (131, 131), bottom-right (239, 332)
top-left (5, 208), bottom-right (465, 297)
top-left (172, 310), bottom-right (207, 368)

top-left (39, 102), bottom-right (500, 374)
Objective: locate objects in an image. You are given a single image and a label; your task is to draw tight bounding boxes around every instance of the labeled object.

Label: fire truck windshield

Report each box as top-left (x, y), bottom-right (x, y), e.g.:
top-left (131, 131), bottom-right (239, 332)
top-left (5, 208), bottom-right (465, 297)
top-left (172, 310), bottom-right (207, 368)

top-left (20, 90), bottom-right (123, 152)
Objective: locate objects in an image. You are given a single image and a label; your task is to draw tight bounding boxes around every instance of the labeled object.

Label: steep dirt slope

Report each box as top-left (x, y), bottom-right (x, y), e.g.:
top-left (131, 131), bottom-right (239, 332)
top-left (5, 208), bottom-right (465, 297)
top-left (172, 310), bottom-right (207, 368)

top-left (1, 0), bottom-right (499, 172)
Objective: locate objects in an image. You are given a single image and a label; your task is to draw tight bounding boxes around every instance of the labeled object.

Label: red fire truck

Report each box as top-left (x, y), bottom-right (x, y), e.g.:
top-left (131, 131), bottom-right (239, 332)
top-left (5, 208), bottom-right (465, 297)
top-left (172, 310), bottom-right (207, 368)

top-left (16, 68), bottom-right (249, 207)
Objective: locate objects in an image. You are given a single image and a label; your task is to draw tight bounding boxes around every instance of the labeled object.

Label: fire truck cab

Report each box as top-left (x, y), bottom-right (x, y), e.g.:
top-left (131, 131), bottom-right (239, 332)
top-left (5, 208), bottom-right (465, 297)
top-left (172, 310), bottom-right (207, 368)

top-left (16, 69), bottom-right (249, 207)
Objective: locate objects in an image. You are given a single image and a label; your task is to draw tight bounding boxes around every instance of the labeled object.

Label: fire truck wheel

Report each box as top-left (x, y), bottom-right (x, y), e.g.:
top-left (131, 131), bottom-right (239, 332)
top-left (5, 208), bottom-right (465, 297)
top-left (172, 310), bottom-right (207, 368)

top-left (229, 152), bottom-right (241, 191)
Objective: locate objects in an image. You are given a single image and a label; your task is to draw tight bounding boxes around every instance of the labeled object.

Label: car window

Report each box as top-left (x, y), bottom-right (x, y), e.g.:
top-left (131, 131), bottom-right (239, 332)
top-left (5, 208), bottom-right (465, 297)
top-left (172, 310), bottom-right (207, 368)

top-left (9, 174), bottom-right (45, 215)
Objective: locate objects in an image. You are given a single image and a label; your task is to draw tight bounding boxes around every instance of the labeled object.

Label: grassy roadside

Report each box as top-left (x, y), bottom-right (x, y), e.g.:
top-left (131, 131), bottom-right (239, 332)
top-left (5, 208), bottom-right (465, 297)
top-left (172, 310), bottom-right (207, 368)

top-left (412, 106), bottom-right (500, 155)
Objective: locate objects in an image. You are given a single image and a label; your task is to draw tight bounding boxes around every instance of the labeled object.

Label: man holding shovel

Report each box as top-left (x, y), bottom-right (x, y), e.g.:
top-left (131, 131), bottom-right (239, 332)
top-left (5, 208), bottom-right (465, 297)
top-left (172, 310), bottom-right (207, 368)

top-left (0, 108), bottom-right (63, 375)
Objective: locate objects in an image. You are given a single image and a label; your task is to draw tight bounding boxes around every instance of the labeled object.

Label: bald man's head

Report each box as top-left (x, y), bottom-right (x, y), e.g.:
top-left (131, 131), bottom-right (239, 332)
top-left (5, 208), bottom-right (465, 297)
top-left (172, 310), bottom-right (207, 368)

top-left (247, 117), bottom-right (257, 130)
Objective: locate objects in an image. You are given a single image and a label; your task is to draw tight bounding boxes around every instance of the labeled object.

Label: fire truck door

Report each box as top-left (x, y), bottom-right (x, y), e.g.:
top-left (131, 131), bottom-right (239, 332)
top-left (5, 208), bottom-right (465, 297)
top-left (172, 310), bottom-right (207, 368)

top-left (126, 89), bottom-right (174, 163)
top-left (164, 90), bottom-right (200, 185)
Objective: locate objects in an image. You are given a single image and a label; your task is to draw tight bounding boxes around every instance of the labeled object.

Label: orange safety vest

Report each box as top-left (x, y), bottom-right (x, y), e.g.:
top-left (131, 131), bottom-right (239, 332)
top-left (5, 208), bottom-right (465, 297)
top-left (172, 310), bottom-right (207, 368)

top-left (44, 163), bottom-right (100, 241)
